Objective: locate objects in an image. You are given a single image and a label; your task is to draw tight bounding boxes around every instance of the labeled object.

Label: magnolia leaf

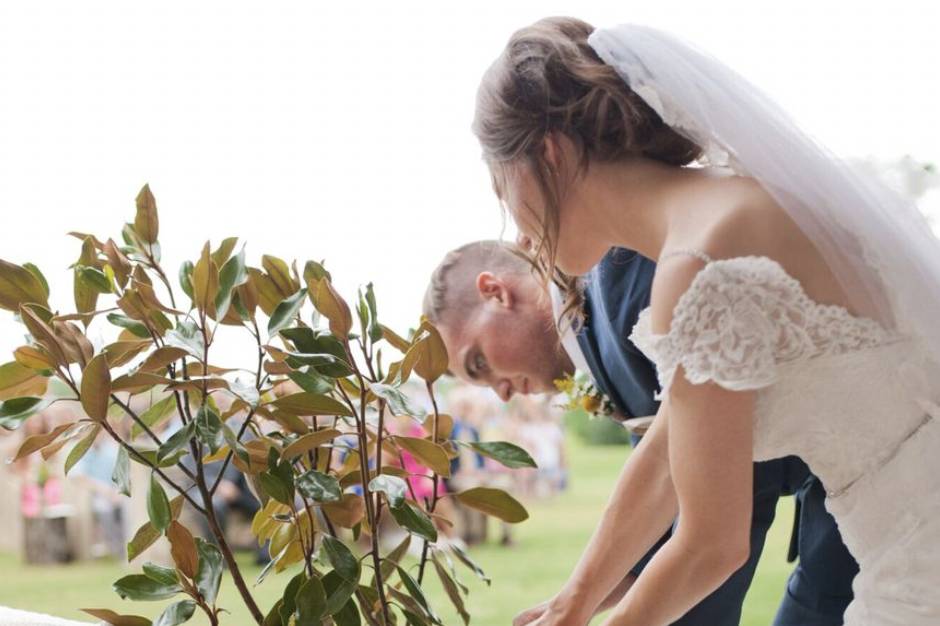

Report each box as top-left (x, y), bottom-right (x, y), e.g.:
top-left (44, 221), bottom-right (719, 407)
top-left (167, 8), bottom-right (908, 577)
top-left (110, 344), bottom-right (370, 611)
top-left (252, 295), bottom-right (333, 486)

top-left (312, 278), bottom-right (352, 338)
top-left (261, 255), bottom-right (297, 298)
top-left (142, 562), bottom-right (179, 587)
top-left (107, 313), bottom-right (150, 338)
top-left (165, 321), bottom-right (205, 359)
top-left (138, 346), bottom-right (188, 373)
top-left (19, 305), bottom-right (69, 366)
top-left (194, 538), bottom-right (223, 605)
top-left (12, 422), bottom-right (73, 461)
top-left (432, 552), bottom-right (470, 625)
top-left (0, 258), bottom-right (49, 311)
top-left (215, 246), bottom-right (248, 320)
top-left (466, 441), bottom-right (537, 469)
top-left (178, 261), bottom-right (194, 301)
top-left (102, 340), bottom-right (151, 368)
top-left (65, 423), bottom-right (101, 474)
top-left (146, 474), bottom-right (172, 533)
top-left (267, 287), bottom-right (307, 336)
top-left (269, 392), bottom-right (353, 417)
top-left (368, 474), bottom-right (408, 509)
top-left (195, 405), bottom-right (224, 454)
top-left (167, 520), bottom-right (198, 579)
top-left (80, 353), bottom-right (111, 420)
top-left (321, 535), bottom-right (360, 583)
top-left (126, 496), bottom-right (184, 561)
top-left (191, 242), bottom-right (219, 313)
top-left (0, 361), bottom-right (47, 401)
top-left (370, 382), bottom-right (426, 420)
top-left (112, 445), bottom-right (132, 497)
top-left (412, 322), bottom-right (448, 383)
top-left (392, 436), bottom-right (451, 477)
top-left (0, 396), bottom-right (45, 431)
top-left (210, 237), bottom-right (238, 268)
top-left (153, 600), bottom-right (196, 626)
top-left (390, 501), bottom-right (437, 543)
top-left (135, 184), bottom-right (160, 244)
top-left (81, 609), bottom-right (151, 626)
top-left (450, 542), bottom-right (491, 585)
top-left (112, 574), bottom-right (180, 601)
top-left (281, 428), bottom-right (342, 460)
top-left (12, 345), bottom-right (55, 370)
top-left (295, 576), bottom-right (328, 625)
top-left (296, 469), bottom-right (342, 502)
top-left (321, 494), bottom-right (365, 528)
top-left (157, 422), bottom-right (195, 463)
top-left (454, 487), bottom-right (529, 523)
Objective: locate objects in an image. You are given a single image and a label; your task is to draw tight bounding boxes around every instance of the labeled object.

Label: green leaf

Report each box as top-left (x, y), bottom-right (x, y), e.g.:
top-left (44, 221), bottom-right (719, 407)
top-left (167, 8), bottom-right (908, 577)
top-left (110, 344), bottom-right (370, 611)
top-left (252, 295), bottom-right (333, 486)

top-left (270, 392), bottom-right (353, 417)
top-left (194, 538), bottom-right (223, 605)
top-left (321, 570), bottom-right (358, 617)
top-left (153, 600), bottom-right (196, 626)
top-left (157, 422), bottom-right (195, 464)
top-left (454, 487), bottom-right (529, 523)
top-left (432, 552), bottom-right (469, 625)
top-left (0, 396), bottom-right (45, 430)
top-left (178, 261), bottom-right (194, 301)
top-left (132, 395), bottom-right (178, 439)
top-left (147, 474), bottom-right (172, 533)
top-left (287, 368), bottom-right (334, 395)
top-left (466, 441), bottom-right (537, 469)
top-left (278, 572), bottom-right (305, 625)
top-left (390, 501), bottom-right (437, 542)
top-left (297, 469), bottom-right (342, 503)
top-left (321, 535), bottom-right (360, 583)
top-left (259, 471), bottom-right (294, 505)
top-left (195, 405), bottom-right (224, 454)
top-left (112, 574), bottom-right (181, 601)
top-left (267, 287), bottom-right (308, 337)
top-left (332, 598), bottom-right (361, 626)
top-left (126, 496), bottom-right (184, 561)
top-left (165, 321), bottom-right (204, 359)
top-left (108, 313), bottom-right (151, 338)
top-left (210, 237), bottom-right (239, 268)
top-left (65, 423), bottom-right (101, 475)
top-left (368, 474), bottom-right (407, 509)
top-left (215, 247), bottom-right (248, 320)
top-left (450, 542), bottom-right (490, 585)
top-left (396, 566), bottom-right (440, 625)
top-left (112, 445), bottom-right (131, 497)
top-left (370, 383), bottom-right (426, 420)
top-left (22, 262), bottom-right (49, 300)
top-left (295, 576), bottom-right (328, 625)
top-left (77, 266), bottom-right (113, 293)
top-left (142, 562), bottom-right (179, 587)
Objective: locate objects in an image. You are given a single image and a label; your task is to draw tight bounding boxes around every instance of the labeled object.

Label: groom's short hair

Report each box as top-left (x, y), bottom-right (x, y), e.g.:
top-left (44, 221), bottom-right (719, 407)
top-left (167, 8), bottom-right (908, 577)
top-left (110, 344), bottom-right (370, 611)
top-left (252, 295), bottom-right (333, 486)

top-left (423, 240), bottom-right (532, 326)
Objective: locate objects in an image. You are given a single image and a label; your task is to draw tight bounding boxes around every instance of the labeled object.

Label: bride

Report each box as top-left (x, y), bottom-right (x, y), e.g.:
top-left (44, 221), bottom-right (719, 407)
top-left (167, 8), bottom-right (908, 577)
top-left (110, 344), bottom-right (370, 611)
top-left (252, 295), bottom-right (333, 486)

top-left (472, 17), bottom-right (940, 626)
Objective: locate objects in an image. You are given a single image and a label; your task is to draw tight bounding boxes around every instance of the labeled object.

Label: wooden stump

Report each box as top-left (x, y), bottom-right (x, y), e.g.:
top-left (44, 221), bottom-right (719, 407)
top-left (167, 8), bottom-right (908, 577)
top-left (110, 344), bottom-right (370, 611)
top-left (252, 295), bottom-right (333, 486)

top-left (23, 505), bottom-right (74, 564)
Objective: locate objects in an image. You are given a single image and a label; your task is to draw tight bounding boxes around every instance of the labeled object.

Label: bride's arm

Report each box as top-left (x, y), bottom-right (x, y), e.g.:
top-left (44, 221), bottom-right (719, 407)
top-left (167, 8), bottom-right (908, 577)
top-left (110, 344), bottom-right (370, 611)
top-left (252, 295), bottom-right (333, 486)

top-left (542, 405), bottom-right (679, 623)
top-left (599, 368), bottom-right (755, 626)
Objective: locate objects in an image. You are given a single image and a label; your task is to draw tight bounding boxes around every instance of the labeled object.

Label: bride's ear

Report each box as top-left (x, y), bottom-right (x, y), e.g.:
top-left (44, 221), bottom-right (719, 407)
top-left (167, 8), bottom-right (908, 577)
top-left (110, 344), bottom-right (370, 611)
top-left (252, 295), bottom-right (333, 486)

top-left (542, 134), bottom-right (562, 175)
top-left (476, 272), bottom-right (514, 308)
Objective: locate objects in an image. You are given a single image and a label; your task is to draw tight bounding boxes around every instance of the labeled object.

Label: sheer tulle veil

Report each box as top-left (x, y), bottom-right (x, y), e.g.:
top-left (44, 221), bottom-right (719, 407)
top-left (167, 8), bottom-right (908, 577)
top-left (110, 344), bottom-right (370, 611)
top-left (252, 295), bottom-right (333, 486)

top-left (588, 25), bottom-right (940, 364)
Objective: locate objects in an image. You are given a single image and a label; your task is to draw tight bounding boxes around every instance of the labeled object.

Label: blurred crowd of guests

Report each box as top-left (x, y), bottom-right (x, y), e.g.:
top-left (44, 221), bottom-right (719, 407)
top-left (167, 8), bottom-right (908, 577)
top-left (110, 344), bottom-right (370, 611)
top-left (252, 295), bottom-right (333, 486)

top-left (0, 383), bottom-right (569, 564)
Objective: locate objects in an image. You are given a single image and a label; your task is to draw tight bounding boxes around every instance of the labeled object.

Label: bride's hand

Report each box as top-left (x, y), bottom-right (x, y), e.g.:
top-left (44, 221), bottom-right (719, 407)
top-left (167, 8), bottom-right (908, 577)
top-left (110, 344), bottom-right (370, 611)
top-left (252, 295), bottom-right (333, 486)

top-left (512, 599), bottom-right (549, 626)
top-left (514, 595), bottom-right (589, 626)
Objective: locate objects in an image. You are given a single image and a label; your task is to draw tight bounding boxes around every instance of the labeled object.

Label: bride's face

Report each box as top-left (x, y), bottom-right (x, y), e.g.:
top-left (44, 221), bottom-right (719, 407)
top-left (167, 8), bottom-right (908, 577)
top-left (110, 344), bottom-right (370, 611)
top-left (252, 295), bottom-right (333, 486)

top-left (498, 156), bottom-right (609, 276)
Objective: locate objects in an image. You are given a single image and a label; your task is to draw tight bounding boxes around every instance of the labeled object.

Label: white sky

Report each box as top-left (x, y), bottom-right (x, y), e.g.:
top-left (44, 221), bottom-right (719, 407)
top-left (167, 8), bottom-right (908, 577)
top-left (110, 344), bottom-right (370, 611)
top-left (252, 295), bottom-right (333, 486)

top-left (1, 0), bottom-right (938, 363)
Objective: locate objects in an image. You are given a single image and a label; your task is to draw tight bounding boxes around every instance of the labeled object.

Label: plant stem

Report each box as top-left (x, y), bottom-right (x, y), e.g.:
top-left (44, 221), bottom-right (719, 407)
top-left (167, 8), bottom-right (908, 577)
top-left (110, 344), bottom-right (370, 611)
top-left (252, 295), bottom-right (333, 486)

top-left (417, 380), bottom-right (443, 585)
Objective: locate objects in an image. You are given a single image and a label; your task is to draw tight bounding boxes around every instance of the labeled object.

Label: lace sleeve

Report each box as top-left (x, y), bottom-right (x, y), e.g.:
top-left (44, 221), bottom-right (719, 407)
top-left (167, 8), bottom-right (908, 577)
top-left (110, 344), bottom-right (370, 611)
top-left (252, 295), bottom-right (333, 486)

top-left (630, 261), bottom-right (780, 396)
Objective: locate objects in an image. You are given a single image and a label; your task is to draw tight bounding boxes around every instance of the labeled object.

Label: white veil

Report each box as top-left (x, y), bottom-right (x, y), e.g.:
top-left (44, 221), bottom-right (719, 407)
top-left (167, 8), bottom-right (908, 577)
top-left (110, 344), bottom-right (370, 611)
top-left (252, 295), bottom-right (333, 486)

top-left (588, 25), bottom-right (940, 357)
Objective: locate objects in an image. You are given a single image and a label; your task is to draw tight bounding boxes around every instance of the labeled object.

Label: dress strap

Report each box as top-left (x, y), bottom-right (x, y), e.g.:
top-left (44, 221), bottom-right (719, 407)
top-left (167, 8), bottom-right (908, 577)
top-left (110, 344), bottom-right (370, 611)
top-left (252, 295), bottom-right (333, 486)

top-left (658, 248), bottom-right (714, 264)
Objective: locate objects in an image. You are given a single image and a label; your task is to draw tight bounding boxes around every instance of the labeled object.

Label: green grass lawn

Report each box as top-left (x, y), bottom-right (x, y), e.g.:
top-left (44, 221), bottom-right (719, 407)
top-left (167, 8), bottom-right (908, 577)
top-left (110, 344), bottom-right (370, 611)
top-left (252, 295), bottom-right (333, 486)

top-left (0, 438), bottom-right (794, 625)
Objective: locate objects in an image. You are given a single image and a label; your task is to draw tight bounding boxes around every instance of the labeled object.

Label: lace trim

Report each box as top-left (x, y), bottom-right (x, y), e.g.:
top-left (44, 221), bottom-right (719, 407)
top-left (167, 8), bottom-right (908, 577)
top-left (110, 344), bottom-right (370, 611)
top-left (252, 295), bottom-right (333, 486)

top-left (630, 256), bottom-right (895, 397)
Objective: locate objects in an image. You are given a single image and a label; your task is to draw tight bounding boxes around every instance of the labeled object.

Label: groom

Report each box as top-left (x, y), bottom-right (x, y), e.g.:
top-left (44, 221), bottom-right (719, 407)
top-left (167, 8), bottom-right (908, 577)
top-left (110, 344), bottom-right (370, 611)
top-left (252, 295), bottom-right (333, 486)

top-left (424, 241), bottom-right (858, 626)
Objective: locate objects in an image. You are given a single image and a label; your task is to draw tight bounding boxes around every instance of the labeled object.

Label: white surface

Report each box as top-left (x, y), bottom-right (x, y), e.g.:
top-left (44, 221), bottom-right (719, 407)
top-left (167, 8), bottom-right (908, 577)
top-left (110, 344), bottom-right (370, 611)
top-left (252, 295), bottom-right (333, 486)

top-left (0, 607), bottom-right (92, 626)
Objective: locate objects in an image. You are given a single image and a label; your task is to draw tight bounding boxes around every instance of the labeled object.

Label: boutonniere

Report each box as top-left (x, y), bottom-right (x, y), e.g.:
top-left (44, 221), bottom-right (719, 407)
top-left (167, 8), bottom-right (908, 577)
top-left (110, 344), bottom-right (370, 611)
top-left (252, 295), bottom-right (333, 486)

top-left (553, 372), bottom-right (615, 418)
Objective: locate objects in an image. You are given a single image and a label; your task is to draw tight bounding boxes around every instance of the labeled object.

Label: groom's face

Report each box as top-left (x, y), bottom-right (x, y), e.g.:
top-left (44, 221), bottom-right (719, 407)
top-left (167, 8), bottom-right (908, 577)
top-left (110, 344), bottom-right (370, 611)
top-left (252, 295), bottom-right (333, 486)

top-left (437, 272), bottom-right (573, 402)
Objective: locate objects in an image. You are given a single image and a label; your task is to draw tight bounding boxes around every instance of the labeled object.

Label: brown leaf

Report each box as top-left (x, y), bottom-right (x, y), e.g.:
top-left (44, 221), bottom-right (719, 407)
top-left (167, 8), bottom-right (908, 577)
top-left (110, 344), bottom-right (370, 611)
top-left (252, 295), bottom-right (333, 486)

top-left (102, 340), bottom-right (152, 368)
top-left (103, 238), bottom-right (133, 289)
top-left (138, 346), bottom-right (188, 372)
top-left (192, 242), bottom-right (219, 313)
top-left (391, 435), bottom-right (451, 477)
top-left (261, 255), bottom-right (298, 298)
top-left (167, 520), bottom-right (198, 579)
top-left (281, 428), bottom-right (342, 459)
top-left (13, 422), bottom-right (74, 461)
top-left (53, 320), bottom-right (94, 367)
top-left (134, 184), bottom-right (159, 244)
top-left (13, 345), bottom-right (56, 370)
top-left (80, 353), bottom-right (112, 420)
top-left (322, 493), bottom-right (365, 528)
top-left (312, 278), bottom-right (352, 338)
top-left (19, 305), bottom-right (68, 365)
top-left (0, 259), bottom-right (49, 312)
top-left (0, 361), bottom-right (47, 401)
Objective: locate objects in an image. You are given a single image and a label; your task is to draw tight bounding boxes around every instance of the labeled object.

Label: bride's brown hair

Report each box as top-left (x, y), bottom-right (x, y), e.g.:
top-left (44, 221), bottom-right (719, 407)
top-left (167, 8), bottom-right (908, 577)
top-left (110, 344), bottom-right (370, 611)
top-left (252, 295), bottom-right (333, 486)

top-left (473, 16), bottom-right (702, 327)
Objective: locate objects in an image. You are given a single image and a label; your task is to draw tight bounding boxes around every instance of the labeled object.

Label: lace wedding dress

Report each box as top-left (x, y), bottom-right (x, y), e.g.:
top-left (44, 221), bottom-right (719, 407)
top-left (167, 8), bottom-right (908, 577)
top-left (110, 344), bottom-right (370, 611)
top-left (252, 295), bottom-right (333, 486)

top-left (629, 251), bottom-right (940, 625)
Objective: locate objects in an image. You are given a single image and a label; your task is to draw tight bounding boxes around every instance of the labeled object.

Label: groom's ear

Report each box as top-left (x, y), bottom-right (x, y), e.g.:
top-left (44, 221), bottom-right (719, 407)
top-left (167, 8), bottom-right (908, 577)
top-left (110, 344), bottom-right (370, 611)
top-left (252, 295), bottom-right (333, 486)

top-left (476, 272), bottom-right (514, 309)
